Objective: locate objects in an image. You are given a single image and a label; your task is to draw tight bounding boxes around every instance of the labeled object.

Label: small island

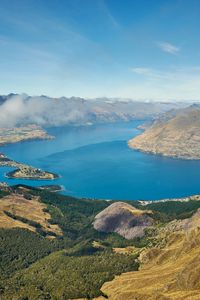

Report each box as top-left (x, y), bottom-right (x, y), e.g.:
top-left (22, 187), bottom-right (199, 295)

top-left (0, 153), bottom-right (58, 180)
top-left (38, 185), bottom-right (64, 192)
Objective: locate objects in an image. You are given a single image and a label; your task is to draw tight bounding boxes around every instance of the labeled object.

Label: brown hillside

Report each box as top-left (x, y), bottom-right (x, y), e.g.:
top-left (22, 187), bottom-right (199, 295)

top-left (99, 209), bottom-right (200, 299)
top-left (129, 108), bottom-right (200, 159)
top-left (0, 193), bottom-right (62, 237)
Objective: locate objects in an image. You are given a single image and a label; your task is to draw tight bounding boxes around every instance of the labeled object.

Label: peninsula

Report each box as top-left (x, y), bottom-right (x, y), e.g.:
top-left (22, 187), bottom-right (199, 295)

top-left (0, 124), bottom-right (53, 146)
top-left (0, 153), bottom-right (58, 180)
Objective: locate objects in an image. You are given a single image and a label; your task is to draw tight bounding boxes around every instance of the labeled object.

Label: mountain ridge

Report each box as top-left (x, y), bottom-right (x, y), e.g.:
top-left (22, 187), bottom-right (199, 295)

top-left (129, 106), bottom-right (200, 159)
top-left (99, 208), bottom-right (200, 299)
top-left (0, 93), bottom-right (188, 128)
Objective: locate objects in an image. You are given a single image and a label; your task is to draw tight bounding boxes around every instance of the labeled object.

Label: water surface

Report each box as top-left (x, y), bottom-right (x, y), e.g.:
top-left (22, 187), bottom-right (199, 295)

top-left (1, 121), bottom-right (200, 200)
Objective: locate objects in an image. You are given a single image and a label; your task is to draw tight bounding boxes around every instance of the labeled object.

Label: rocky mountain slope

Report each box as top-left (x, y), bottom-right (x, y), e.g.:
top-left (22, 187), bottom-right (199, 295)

top-left (99, 208), bottom-right (200, 300)
top-left (129, 106), bottom-right (200, 159)
top-left (93, 202), bottom-right (153, 239)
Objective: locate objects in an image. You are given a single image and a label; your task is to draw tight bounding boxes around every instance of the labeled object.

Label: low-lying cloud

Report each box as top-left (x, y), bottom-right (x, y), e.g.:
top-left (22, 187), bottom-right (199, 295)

top-left (0, 95), bottom-right (88, 128)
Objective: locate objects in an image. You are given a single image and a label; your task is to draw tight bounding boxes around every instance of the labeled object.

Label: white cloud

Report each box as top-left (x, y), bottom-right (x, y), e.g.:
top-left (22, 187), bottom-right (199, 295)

top-left (130, 68), bottom-right (151, 75)
top-left (128, 66), bottom-right (200, 100)
top-left (131, 67), bottom-right (167, 79)
top-left (157, 42), bottom-right (180, 54)
top-left (0, 95), bottom-right (89, 128)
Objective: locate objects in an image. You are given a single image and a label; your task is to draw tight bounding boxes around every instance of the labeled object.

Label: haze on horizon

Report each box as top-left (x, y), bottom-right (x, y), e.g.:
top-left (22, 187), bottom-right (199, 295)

top-left (1, 0), bottom-right (200, 101)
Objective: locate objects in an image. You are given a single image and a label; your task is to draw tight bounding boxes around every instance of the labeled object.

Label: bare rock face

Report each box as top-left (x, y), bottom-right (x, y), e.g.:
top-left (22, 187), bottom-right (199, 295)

top-left (93, 202), bottom-right (153, 239)
top-left (129, 107), bottom-right (200, 160)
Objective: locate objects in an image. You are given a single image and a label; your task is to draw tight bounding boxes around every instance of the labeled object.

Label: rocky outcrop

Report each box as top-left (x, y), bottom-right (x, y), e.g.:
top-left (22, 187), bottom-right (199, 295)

top-left (93, 202), bottom-right (153, 239)
top-left (129, 107), bottom-right (200, 160)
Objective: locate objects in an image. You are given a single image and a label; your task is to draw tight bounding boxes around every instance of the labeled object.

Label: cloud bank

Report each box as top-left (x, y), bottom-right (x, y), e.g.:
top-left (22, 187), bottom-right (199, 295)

top-left (0, 95), bottom-right (88, 128)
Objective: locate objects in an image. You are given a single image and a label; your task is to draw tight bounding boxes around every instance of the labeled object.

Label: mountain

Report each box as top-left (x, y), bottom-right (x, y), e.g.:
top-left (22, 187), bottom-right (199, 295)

top-left (93, 202), bottom-right (153, 239)
top-left (99, 208), bottom-right (200, 300)
top-left (129, 105), bottom-right (200, 159)
top-left (0, 94), bottom-right (187, 128)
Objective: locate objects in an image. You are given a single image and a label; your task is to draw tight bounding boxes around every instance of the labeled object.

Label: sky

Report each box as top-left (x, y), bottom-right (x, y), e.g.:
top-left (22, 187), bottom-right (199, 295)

top-left (0, 0), bottom-right (200, 100)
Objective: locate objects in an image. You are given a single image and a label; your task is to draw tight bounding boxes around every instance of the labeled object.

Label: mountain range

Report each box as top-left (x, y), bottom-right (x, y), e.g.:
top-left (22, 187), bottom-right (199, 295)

top-left (0, 94), bottom-right (187, 128)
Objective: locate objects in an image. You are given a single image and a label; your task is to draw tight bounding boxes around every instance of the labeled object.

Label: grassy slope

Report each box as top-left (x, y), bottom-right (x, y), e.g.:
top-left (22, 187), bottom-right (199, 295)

top-left (0, 193), bottom-right (62, 236)
top-left (100, 210), bottom-right (200, 299)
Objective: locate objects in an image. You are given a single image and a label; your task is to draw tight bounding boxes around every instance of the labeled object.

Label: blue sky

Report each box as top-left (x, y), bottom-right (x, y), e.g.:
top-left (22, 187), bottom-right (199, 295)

top-left (0, 0), bottom-right (200, 100)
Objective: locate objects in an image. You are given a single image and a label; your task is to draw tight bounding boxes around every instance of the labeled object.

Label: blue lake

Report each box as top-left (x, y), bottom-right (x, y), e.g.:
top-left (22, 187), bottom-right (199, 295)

top-left (1, 121), bottom-right (200, 201)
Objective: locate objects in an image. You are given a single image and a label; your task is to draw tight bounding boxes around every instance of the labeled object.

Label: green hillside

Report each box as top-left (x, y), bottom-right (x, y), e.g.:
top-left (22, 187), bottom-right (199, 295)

top-left (1, 185), bottom-right (200, 299)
